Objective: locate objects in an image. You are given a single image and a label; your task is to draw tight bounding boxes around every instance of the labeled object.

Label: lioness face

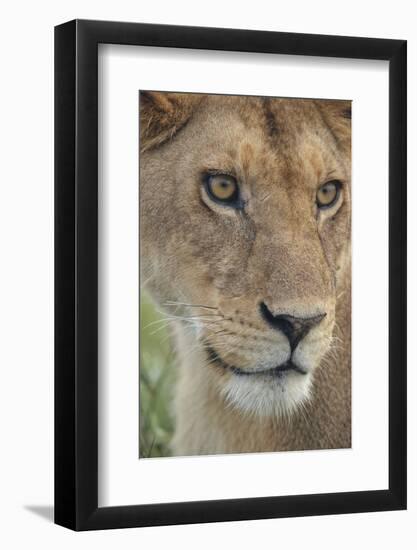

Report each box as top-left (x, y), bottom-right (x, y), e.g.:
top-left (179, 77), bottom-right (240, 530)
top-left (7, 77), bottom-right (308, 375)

top-left (140, 93), bottom-right (351, 417)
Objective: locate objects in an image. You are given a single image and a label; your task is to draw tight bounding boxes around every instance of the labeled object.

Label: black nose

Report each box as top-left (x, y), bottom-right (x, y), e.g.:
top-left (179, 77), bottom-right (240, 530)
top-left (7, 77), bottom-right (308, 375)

top-left (260, 302), bottom-right (326, 352)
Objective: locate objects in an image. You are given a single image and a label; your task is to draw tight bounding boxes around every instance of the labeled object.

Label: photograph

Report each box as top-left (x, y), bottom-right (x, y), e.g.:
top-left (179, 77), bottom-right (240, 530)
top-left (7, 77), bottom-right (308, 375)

top-left (139, 91), bottom-right (352, 458)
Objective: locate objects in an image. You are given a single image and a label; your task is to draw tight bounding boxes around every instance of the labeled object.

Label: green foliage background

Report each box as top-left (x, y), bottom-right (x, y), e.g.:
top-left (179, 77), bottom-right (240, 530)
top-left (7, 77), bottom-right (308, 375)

top-left (139, 292), bottom-right (176, 458)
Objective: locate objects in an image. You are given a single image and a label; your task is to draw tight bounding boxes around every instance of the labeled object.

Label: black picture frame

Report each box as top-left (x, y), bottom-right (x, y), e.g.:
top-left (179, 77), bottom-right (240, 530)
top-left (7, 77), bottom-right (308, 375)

top-left (55, 19), bottom-right (407, 531)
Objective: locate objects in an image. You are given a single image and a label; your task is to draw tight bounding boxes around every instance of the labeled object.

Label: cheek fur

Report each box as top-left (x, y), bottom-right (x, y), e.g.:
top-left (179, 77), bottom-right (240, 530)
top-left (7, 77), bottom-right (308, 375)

top-left (319, 201), bottom-right (350, 273)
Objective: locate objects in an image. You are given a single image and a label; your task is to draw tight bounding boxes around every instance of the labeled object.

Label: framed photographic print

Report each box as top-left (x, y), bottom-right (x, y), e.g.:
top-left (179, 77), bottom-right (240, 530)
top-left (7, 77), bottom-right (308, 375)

top-left (55, 19), bottom-right (407, 530)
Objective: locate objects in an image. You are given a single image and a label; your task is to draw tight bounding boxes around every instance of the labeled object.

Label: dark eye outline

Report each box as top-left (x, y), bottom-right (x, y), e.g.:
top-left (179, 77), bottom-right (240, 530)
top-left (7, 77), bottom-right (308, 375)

top-left (316, 180), bottom-right (343, 210)
top-left (203, 173), bottom-right (243, 208)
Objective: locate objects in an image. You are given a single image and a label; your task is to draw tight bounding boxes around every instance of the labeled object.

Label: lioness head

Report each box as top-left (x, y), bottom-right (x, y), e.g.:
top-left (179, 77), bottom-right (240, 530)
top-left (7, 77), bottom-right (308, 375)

top-left (140, 92), bottom-right (351, 417)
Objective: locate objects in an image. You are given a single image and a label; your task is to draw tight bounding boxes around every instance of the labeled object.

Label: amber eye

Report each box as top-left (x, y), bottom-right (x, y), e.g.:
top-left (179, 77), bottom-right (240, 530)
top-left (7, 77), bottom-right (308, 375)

top-left (316, 180), bottom-right (342, 209)
top-left (205, 174), bottom-right (240, 205)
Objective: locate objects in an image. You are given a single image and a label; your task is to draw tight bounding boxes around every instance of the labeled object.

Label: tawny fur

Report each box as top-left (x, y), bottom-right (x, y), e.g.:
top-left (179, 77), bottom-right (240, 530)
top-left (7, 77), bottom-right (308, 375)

top-left (140, 92), bottom-right (351, 456)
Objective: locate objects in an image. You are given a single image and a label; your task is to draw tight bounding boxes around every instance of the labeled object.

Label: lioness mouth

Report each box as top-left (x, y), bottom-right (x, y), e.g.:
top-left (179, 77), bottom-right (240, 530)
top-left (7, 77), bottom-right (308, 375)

top-left (206, 345), bottom-right (307, 377)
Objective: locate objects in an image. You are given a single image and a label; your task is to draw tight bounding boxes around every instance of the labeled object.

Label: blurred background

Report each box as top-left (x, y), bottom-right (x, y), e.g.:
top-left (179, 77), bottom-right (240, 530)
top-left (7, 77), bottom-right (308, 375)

top-left (139, 291), bottom-right (176, 458)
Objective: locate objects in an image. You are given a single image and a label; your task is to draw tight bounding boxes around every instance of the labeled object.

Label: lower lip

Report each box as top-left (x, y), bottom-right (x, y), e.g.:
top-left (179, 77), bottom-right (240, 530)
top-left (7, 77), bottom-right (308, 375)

top-left (231, 362), bottom-right (307, 377)
top-left (205, 345), bottom-right (307, 377)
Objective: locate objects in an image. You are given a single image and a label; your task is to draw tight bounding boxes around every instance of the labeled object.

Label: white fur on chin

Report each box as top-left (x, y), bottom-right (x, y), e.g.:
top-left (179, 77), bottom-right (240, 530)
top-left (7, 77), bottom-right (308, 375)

top-left (220, 370), bottom-right (313, 419)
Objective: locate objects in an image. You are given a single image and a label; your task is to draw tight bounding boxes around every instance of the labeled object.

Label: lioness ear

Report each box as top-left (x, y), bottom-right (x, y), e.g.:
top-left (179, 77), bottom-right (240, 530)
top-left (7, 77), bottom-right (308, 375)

top-left (140, 91), bottom-right (202, 153)
top-left (316, 99), bottom-right (351, 155)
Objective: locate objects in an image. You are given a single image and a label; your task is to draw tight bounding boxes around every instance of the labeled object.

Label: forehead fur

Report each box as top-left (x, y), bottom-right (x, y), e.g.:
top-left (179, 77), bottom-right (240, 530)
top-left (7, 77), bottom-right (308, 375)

top-left (140, 92), bottom-right (351, 161)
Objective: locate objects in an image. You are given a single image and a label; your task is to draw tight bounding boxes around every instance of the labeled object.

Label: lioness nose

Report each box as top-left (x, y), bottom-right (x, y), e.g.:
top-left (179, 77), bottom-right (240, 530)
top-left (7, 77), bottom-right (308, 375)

top-left (260, 302), bottom-right (326, 351)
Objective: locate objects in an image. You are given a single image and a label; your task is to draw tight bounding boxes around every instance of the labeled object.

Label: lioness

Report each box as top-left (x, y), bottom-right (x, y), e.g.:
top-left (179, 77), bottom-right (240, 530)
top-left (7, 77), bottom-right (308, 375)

top-left (140, 92), bottom-right (351, 455)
